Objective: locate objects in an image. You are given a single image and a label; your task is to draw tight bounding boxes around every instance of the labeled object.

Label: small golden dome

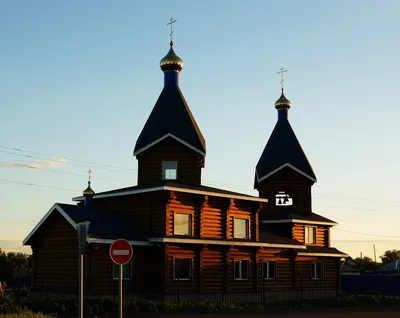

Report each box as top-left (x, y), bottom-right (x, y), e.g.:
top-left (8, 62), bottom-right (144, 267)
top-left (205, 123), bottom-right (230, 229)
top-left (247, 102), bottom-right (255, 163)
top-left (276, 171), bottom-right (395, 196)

top-left (160, 42), bottom-right (184, 72)
top-left (83, 181), bottom-right (95, 196)
top-left (275, 89), bottom-right (291, 110)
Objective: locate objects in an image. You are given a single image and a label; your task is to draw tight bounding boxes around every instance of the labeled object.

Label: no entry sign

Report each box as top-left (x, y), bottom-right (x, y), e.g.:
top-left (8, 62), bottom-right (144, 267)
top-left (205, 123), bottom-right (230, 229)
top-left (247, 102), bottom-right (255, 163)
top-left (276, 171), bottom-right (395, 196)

top-left (109, 239), bottom-right (133, 265)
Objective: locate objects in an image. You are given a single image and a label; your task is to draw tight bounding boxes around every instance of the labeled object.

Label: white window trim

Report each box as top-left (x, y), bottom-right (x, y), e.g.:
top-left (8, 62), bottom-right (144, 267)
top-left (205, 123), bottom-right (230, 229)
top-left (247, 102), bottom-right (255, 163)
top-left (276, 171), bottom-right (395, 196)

top-left (262, 260), bottom-right (277, 280)
top-left (173, 212), bottom-right (192, 236)
top-left (233, 217), bottom-right (250, 239)
top-left (173, 257), bottom-right (192, 281)
top-left (162, 160), bottom-right (178, 180)
top-left (311, 262), bottom-right (323, 280)
top-left (112, 262), bottom-right (132, 281)
top-left (305, 225), bottom-right (317, 244)
top-left (234, 260), bottom-right (250, 280)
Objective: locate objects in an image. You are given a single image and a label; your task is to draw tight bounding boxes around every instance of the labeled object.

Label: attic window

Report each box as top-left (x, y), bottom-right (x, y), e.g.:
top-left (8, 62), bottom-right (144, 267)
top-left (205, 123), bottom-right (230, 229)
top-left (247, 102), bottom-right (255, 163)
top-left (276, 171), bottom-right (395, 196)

top-left (162, 161), bottom-right (177, 180)
top-left (275, 191), bottom-right (293, 206)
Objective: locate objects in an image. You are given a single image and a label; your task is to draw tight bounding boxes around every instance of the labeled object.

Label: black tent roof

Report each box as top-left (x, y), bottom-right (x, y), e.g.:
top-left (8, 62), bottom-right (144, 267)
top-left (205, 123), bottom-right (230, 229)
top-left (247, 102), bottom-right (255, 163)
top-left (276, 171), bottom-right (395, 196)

top-left (133, 85), bottom-right (206, 156)
top-left (255, 119), bottom-right (316, 187)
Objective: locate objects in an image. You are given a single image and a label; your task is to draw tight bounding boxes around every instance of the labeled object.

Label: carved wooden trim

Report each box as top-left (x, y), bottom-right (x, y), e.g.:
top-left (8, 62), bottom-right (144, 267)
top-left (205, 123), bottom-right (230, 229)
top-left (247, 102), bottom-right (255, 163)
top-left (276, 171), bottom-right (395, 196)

top-left (254, 202), bottom-right (263, 241)
top-left (199, 195), bottom-right (208, 238)
top-left (225, 199), bottom-right (235, 239)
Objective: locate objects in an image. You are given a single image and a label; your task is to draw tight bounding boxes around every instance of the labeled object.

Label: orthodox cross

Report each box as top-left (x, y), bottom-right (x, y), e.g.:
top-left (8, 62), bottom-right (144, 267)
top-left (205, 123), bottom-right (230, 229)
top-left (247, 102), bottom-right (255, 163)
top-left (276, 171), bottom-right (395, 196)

top-left (277, 67), bottom-right (288, 90)
top-left (167, 17), bottom-right (177, 43)
top-left (88, 169), bottom-right (92, 183)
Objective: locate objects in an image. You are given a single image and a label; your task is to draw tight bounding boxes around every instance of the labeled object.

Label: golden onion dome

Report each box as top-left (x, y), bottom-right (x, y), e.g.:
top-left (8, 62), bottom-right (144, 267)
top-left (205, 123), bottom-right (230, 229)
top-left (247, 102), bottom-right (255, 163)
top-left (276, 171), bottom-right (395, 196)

top-left (275, 89), bottom-right (291, 110)
top-left (160, 42), bottom-right (184, 72)
top-left (83, 181), bottom-right (95, 196)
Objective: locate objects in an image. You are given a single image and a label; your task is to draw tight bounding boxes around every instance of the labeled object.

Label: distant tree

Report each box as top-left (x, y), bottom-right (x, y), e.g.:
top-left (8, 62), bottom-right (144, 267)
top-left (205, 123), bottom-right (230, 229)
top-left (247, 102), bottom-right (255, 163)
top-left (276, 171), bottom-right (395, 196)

top-left (380, 249), bottom-right (400, 264)
top-left (0, 248), bottom-right (30, 285)
top-left (354, 256), bottom-right (379, 271)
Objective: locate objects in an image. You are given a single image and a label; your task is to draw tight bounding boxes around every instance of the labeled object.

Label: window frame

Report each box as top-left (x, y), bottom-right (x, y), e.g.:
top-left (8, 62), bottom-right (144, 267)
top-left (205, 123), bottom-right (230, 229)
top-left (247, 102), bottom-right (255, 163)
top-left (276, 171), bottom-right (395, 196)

top-left (112, 261), bottom-right (132, 281)
top-left (233, 217), bottom-right (250, 239)
top-left (162, 161), bottom-right (178, 180)
top-left (304, 225), bottom-right (317, 244)
top-left (173, 257), bottom-right (192, 281)
top-left (233, 259), bottom-right (250, 280)
top-left (311, 262), bottom-right (323, 280)
top-left (262, 260), bottom-right (277, 280)
top-left (173, 212), bottom-right (193, 236)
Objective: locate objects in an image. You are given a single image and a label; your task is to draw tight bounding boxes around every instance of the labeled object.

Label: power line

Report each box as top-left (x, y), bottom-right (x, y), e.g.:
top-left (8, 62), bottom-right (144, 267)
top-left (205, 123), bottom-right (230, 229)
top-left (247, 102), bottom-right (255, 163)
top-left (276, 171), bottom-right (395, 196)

top-left (0, 178), bottom-right (79, 192)
top-left (0, 145), bottom-right (135, 172)
top-left (332, 227), bottom-right (400, 239)
top-left (1, 177), bottom-right (399, 241)
top-left (2, 144), bottom-right (400, 206)
top-left (0, 149), bottom-right (133, 174)
top-left (0, 160), bottom-right (132, 185)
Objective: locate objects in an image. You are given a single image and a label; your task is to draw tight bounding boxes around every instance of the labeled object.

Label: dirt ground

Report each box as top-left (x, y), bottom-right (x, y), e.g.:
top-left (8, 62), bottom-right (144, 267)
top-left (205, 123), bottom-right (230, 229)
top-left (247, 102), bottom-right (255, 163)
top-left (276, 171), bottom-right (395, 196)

top-left (130, 309), bottom-right (400, 318)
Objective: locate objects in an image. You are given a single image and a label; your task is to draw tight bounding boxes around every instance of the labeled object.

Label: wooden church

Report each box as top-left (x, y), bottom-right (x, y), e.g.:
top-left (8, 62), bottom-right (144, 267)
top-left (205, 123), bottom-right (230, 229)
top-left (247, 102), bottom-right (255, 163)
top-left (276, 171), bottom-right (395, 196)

top-left (23, 25), bottom-right (347, 300)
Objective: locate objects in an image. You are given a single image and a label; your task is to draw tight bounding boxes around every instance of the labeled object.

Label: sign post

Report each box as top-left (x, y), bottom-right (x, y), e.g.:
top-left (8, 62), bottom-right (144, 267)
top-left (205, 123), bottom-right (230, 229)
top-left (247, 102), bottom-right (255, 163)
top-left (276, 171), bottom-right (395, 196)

top-left (109, 239), bottom-right (133, 318)
top-left (77, 221), bottom-right (90, 318)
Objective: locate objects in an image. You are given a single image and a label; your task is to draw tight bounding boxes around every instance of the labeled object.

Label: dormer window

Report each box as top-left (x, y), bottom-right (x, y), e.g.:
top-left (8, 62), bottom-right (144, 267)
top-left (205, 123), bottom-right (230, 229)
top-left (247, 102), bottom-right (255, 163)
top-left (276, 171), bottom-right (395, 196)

top-left (162, 161), bottom-right (177, 180)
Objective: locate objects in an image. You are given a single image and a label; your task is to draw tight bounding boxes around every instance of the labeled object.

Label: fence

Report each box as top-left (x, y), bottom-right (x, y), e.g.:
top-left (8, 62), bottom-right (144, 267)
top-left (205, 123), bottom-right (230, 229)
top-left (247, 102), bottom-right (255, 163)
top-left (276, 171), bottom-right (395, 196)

top-left (341, 272), bottom-right (400, 296)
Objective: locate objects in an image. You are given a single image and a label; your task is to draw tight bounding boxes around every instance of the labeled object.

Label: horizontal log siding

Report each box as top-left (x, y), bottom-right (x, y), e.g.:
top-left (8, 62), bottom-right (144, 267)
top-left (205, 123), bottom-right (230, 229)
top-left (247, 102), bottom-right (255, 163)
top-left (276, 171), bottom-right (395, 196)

top-left (31, 212), bottom-right (78, 292)
top-left (165, 244), bottom-right (197, 293)
top-left (88, 245), bottom-right (163, 295)
top-left (137, 137), bottom-right (203, 186)
top-left (257, 248), bottom-right (293, 292)
top-left (228, 248), bottom-right (253, 292)
top-left (293, 224), bottom-right (330, 247)
top-left (201, 196), bottom-right (225, 238)
top-left (227, 200), bottom-right (254, 240)
top-left (257, 167), bottom-right (313, 217)
top-left (200, 247), bottom-right (224, 293)
top-left (166, 192), bottom-right (197, 236)
top-left (94, 192), bottom-right (166, 236)
top-left (295, 257), bottom-right (338, 292)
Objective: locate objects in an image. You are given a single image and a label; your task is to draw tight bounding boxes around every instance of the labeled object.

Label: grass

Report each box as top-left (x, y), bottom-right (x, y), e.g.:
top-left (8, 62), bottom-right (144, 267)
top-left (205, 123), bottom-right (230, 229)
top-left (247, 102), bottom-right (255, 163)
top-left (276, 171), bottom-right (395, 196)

top-left (0, 310), bottom-right (52, 318)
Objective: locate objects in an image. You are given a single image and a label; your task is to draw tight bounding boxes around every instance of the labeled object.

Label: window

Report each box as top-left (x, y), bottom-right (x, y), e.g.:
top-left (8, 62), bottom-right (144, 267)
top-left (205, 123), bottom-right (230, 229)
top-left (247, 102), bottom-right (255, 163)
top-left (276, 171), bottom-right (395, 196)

top-left (305, 226), bottom-right (316, 244)
top-left (174, 213), bottom-right (192, 235)
top-left (233, 218), bottom-right (249, 239)
top-left (262, 261), bottom-right (276, 280)
top-left (311, 262), bottom-right (323, 280)
top-left (112, 262), bottom-right (131, 280)
top-left (275, 191), bottom-right (293, 206)
top-left (234, 260), bottom-right (249, 280)
top-left (162, 161), bottom-right (177, 180)
top-left (173, 258), bottom-right (192, 280)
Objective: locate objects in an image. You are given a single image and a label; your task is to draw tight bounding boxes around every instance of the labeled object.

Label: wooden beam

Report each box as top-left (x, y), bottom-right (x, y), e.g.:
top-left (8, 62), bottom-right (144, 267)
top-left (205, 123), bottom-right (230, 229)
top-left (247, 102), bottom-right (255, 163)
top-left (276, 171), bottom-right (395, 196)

top-left (199, 195), bottom-right (208, 238)
top-left (225, 199), bottom-right (235, 239)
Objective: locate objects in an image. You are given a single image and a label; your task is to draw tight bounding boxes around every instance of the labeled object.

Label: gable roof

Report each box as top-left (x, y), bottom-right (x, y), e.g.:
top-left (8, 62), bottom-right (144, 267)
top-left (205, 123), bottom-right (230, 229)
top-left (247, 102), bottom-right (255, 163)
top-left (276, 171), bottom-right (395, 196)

top-left (260, 207), bottom-right (338, 226)
top-left (23, 203), bottom-right (150, 246)
top-left (133, 85), bottom-right (206, 156)
top-left (255, 119), bottom-right (316, 186)
top-left (72, 180), bottom-right (268, 203)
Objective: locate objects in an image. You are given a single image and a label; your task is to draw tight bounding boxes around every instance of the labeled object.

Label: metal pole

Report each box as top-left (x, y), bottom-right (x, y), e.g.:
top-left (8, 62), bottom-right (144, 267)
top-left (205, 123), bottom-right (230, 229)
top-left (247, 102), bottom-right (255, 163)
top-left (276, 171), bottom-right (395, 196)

top-left (80, 253), bottom-right (84, 318)
top-left (119, 264), bottom-right (123, 318)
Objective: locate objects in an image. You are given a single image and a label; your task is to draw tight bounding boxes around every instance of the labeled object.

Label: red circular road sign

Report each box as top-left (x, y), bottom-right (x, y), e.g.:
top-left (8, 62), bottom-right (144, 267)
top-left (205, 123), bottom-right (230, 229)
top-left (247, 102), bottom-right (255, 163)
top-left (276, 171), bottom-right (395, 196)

top-left (109, 239), bottom-right (133, 265)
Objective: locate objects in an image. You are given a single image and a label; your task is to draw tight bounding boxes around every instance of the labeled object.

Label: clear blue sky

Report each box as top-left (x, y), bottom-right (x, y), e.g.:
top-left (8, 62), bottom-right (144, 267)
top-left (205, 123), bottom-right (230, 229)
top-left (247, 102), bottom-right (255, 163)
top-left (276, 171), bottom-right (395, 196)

top-left (1, 0), bottom-right (400, 259)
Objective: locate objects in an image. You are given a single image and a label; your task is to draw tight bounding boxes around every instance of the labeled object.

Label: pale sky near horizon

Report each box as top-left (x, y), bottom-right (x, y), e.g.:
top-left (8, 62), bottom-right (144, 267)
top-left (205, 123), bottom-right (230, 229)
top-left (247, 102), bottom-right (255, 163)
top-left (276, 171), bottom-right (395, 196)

top-left (1, 0), bottom-right (400, 259)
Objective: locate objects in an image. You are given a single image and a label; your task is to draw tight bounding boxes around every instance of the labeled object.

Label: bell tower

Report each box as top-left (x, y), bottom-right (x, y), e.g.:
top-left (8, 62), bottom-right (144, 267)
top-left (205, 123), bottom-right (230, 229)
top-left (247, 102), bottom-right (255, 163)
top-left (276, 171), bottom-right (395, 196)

top-left (254, 68), bottom-right (316, 216)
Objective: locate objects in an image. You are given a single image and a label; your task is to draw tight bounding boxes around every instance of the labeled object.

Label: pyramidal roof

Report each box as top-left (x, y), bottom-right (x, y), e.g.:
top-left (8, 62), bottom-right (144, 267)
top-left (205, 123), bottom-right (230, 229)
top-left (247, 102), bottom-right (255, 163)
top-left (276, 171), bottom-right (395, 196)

top-left (255, 118), bottom-right (316, 186)
top-left (133, 42), bottom-right (205, 157)
top-left (134, 85), bottom-right (206, 156)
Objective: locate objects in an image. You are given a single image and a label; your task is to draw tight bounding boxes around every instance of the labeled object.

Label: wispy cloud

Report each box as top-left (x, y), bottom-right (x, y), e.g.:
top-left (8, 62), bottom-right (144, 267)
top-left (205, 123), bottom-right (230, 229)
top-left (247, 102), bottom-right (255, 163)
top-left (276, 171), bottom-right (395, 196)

top-left (0, 158), bottom-right (68, 170)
